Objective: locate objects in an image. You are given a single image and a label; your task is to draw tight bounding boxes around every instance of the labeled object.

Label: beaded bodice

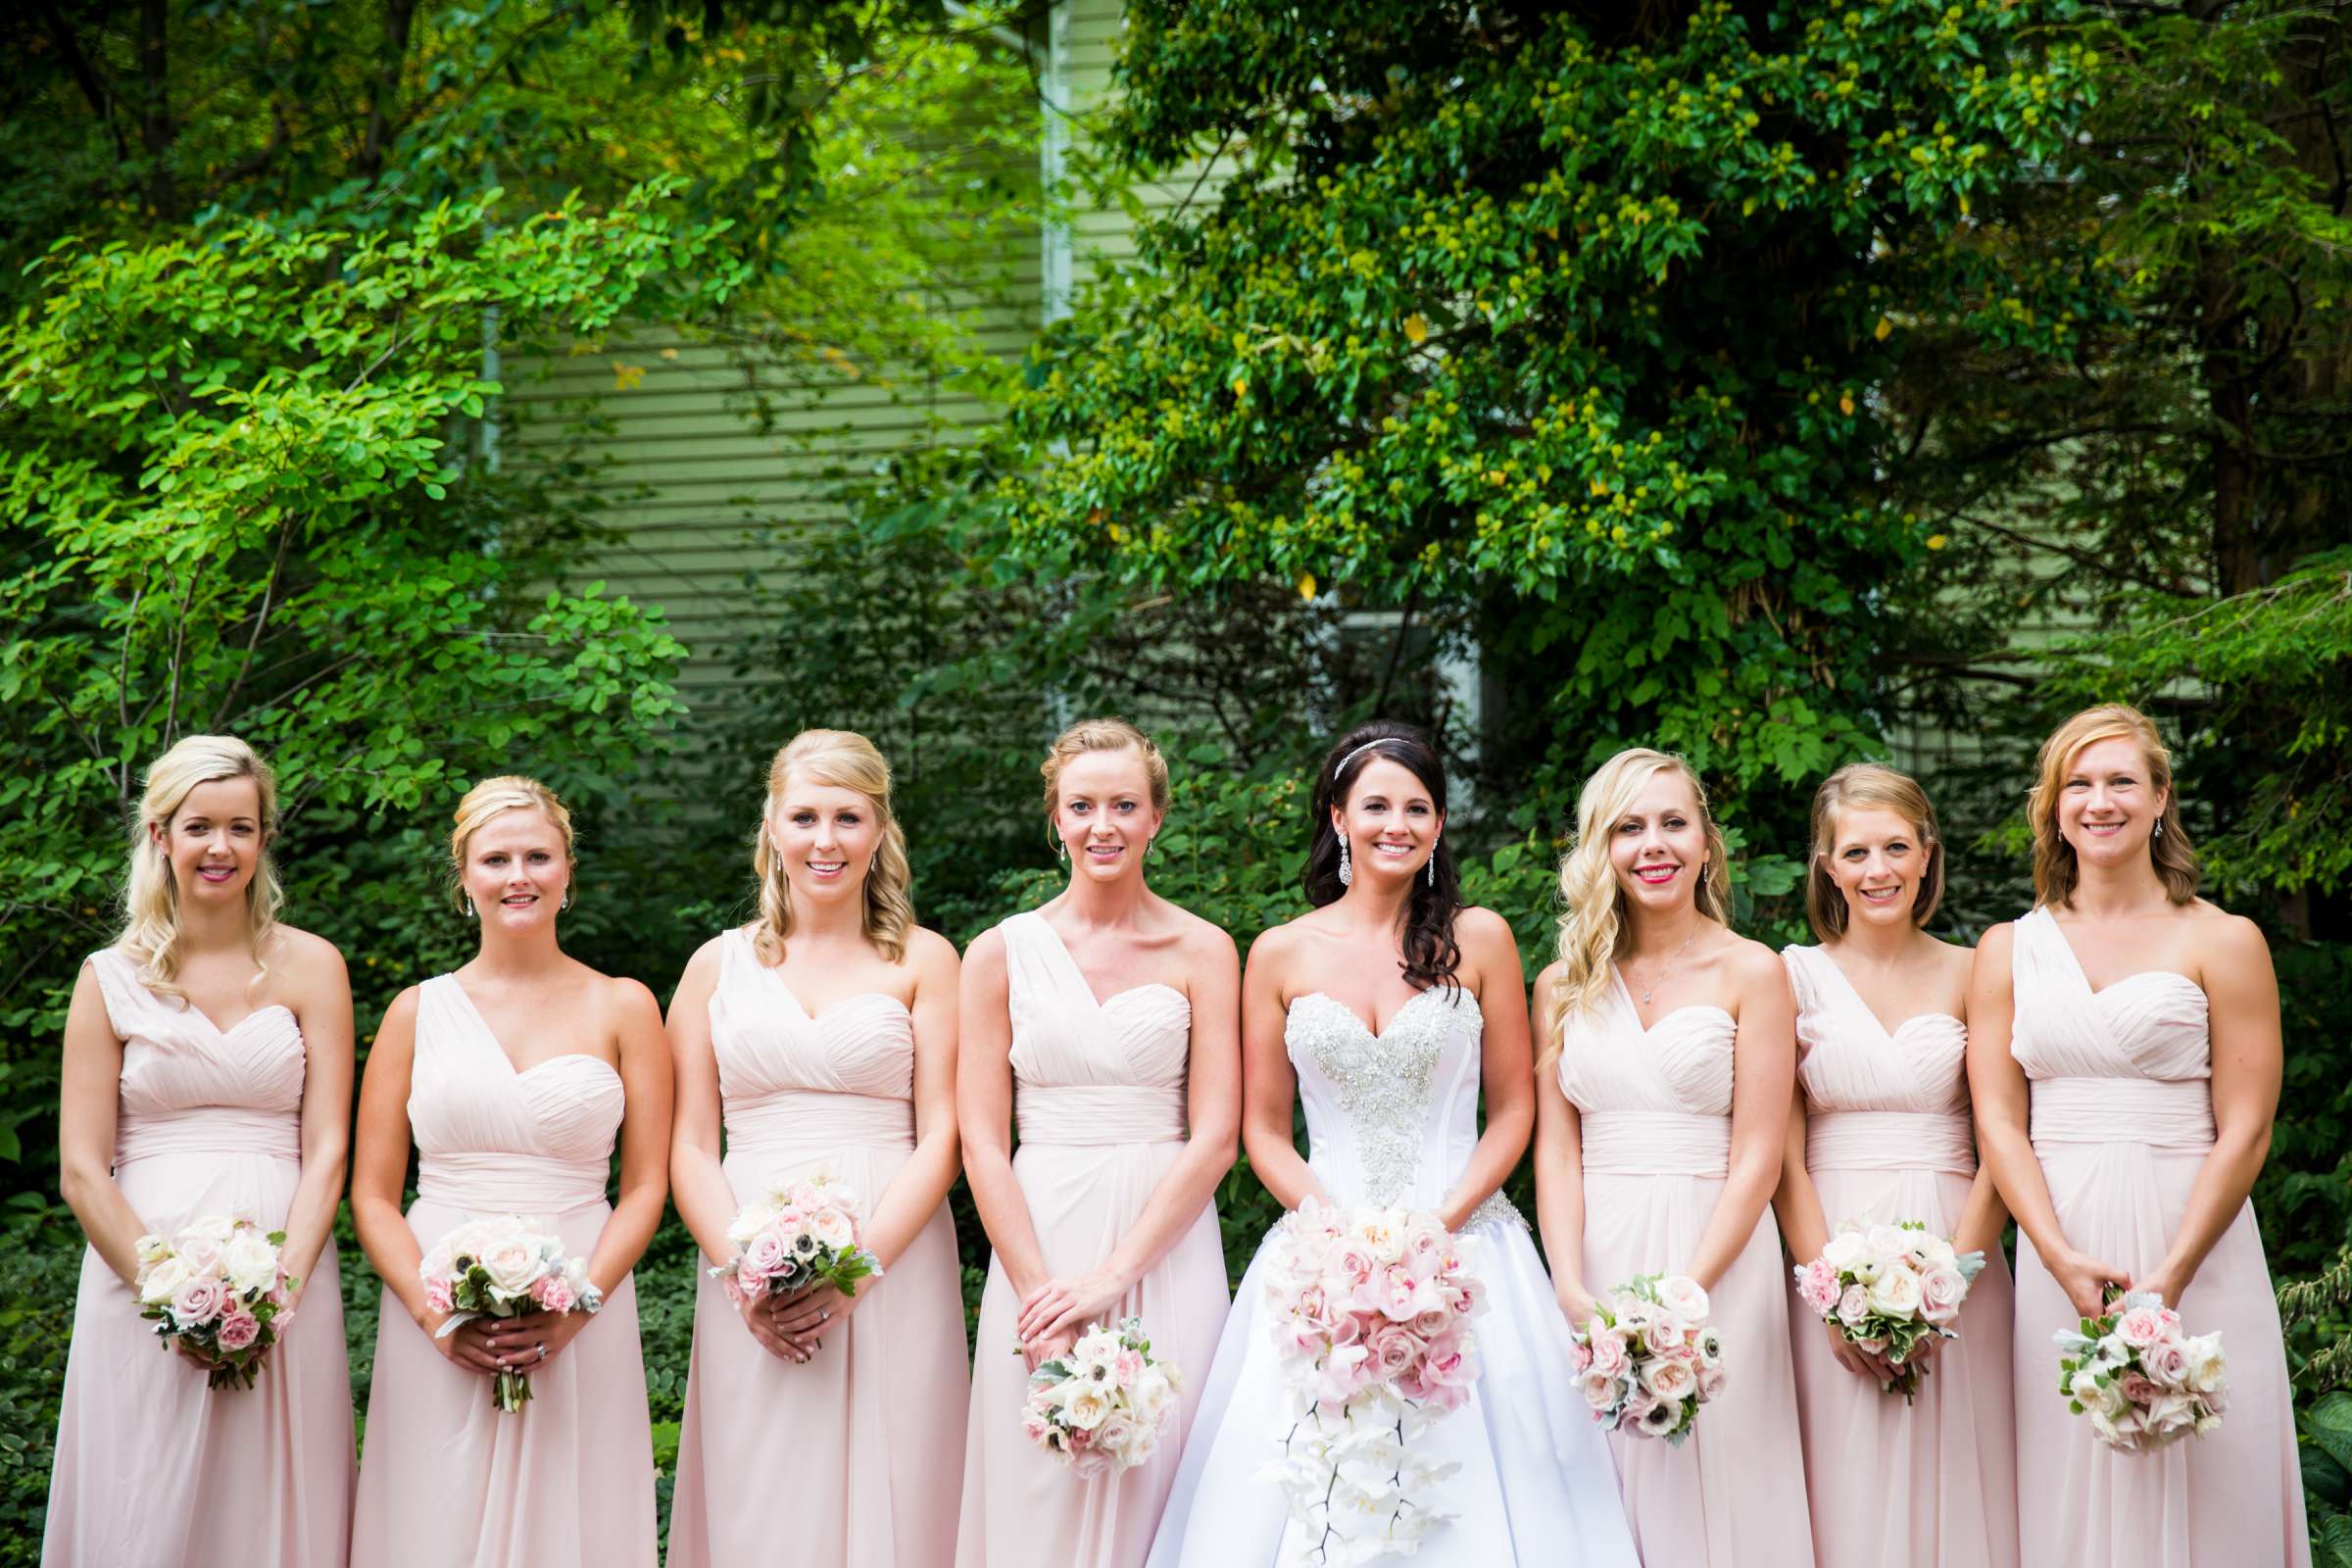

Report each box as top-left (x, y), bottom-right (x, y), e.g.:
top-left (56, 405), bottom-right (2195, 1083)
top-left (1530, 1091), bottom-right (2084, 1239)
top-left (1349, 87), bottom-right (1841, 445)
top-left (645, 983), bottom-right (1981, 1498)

top-left (1285, 986), bottom-right (1525, 1232)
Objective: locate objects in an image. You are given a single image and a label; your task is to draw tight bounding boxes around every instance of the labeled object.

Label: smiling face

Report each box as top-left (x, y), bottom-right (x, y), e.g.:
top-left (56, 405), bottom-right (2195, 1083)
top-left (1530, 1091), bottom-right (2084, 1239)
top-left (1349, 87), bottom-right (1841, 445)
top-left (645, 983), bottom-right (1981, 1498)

top-left (1607, 768), bottom-right (1708, 915)
top-left (2056, 734), bottom-right (2168, 873)
top-left (460, 807), bottom-right (571, 932)
top-left (1331, 756), bottom-right (1442, 886)
top-left (768, 772), bottom-right (881, 909)
top-left (1053, 747), bottom-right (1163, 883)
top-left (1823, 804), bottom-right (1931, 931)
top-left (152, 775), bottom-right (265, 908)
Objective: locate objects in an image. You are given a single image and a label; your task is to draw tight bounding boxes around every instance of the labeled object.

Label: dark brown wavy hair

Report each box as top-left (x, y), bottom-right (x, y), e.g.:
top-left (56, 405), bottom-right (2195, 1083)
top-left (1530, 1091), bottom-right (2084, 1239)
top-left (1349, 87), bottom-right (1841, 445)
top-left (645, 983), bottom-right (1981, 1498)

top-left (1304, 721), bottom-right (1464, 993)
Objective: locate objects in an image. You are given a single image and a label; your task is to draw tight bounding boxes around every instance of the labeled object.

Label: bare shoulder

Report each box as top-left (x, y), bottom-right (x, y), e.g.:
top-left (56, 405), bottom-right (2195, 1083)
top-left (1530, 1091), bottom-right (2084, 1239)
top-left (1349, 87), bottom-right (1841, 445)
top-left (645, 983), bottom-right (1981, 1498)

top-left (1164, 903), bottom-right (1241, 967)
top-left (594, 968), bottom-right (662, 1030)
top-left (1932, 935), bottom-right (1976, 984)
top-left (903, 924), bottom-right (961, 979)
top-left (1247, 914), bottom-right (1311, 968)
top-left (1454, 904), bottom-right (1517, 950)
top-left (267, 924), bottom-right (349, 985)
top-left (2187, 903), bottom-right (2271, 967)
top-left (1718, 930), bottom-right (1787, 990)
top-left (377, 983), bottom-right (422, 1035)
top-left (1974, 920), bottom-right (2016, 963)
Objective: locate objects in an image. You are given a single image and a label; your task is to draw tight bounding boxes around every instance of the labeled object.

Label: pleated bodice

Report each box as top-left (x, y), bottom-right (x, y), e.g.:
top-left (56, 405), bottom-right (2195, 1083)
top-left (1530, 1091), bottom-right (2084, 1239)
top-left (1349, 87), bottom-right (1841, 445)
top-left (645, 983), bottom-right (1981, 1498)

top-left (86, 946), bottom-right (305, 1165)
top-left (1785, 944), bottom-right (1974, 1176)
top-left (710, 925), bottom-right (915, 1152)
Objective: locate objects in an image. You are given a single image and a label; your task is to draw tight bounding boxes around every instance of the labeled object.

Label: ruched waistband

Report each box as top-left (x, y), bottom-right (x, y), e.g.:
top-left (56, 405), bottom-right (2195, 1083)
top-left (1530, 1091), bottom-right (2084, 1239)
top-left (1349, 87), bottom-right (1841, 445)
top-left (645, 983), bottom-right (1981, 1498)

top-left (2031, 1075), bottom-right (2214, 1153)
top-left (1579, 1109), bottom-right (1731, 1177)
top-left (1807, 1109), bottom-right (1977, 1176)
top-left (726, 1089), bottom-right (913, 1153)
top-left (1017, 1084), bottom-right (1188, 1147)
top-left (116, 1107), bottom-right (300, 1167)
top-left (416, 1152), bottom-right (610, 1214)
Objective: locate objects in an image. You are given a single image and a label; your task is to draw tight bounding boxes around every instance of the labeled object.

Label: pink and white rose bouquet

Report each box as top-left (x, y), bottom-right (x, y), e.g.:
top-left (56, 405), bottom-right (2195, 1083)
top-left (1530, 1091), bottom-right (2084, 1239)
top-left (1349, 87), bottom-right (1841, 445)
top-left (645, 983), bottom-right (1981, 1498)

top-left (1257, 1198), bottom-right (1485, 1564)
top-left (710, 1173), bottom-right (882, 1309)
top-left (133, 1214), bottom-right (296, 1391)
top-left (1020, 1315), bottom-right (1183, 1479)
top-left (1572, 1272), bottom-right (1724, 1446)
top-left (1794, 1219), bottom-right (1986, 1401)
top-left (2054, 1290), bottom-right (2226, 1452)
top-left (418, 1214), bottom-right (599, 1412)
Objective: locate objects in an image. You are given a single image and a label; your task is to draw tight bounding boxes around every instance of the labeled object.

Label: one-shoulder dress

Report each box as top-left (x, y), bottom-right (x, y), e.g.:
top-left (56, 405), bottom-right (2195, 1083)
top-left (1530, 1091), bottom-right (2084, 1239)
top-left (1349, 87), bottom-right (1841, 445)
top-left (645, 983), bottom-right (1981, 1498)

top-left (42, 947), bottom-right (355, 1568)
top-left (2006, 907), bottom-right (2306, 1567)
top-left (1783, 943), bottom-right (2016, 1568)
top-left (350, 972), bottom-right (657, 1568)
top-left (1553, 976), bottom-right (1815, 1566)
top-left (955, 909), bottom-right (1231, 1568)
top-left (666, 925), bottom-right (968, 1568)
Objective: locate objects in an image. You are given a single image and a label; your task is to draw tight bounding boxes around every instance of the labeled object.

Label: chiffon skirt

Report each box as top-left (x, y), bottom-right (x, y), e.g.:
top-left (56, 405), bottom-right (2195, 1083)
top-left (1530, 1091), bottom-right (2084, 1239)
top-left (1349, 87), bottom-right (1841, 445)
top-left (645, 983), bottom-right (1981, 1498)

top-left (351, 1197), bottom-right (656, 1568)
top-left (1146, 1212), bottom-right (1641, 1566)
top-left (1792, 1165), bottom-right (2017, 1568)
top-left (1580, 1166), bottom-right (1815, 1567)
top-left (665, 1138), bottom-right (968, 1568)
top-left (42, 1150), bottom-right (354, 1568)
top-left (2013, 1139), bottom-right (2308, 1567)
top-left (956, 1139), bottom-right (1229, 1568)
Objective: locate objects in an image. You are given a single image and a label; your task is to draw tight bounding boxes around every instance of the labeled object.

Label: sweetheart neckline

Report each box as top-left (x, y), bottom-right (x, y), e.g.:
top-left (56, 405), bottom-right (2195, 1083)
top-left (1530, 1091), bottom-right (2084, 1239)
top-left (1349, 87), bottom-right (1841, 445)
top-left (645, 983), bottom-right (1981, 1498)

top-left (1289, 985), bottom-right (1458, 1041)
top-left (1789, 945), bottom-right (1966, 1042)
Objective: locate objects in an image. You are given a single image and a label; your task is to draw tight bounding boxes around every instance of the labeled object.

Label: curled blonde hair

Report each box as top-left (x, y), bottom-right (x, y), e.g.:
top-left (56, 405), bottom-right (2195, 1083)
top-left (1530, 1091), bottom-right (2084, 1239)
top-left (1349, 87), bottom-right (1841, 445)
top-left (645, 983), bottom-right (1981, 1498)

top-left (1806, 763), bottom-right (1945, 942)
top-left (1040, 717), bottom-right (1171, 820)
top-left (448, 776), bottom-right (576, 910)
top-left (1539, 748), bottom-right (1730, 1063)
top-left (120, 734), bottom-right (284, 1001)
top-left (754, 730), bottom-right (914, 965)
top-left (2029, 703), bottom-right (2197, 907)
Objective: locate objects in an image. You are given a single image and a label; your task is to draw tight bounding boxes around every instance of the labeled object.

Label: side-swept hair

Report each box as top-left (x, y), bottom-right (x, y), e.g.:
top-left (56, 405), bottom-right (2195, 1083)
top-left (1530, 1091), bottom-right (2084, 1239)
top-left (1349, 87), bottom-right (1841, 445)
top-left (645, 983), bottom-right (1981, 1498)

top-left (121, 735), bottom-right (284, 1001)
top-left (754, 729), bottom-right (915, 964)
top-left (1806, 763), bottom-right (1945, 941)
top-left (2029, 704), bottom-right (2197, 907)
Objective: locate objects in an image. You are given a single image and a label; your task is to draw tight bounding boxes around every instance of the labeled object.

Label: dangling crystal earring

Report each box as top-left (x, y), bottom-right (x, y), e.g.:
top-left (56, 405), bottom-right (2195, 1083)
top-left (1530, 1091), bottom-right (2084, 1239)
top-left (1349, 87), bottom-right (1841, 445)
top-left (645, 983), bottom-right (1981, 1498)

top-left (560, 889), bottom-right (572, 911)
top-left (1427, 853), bottom-right (1436, 887)
top-left (2154, 818), bottom-right (2166, 841)
top-left (1338, 838), bottom-right (1353, 888)
top-left (463, 896), bottom-right (476, 918)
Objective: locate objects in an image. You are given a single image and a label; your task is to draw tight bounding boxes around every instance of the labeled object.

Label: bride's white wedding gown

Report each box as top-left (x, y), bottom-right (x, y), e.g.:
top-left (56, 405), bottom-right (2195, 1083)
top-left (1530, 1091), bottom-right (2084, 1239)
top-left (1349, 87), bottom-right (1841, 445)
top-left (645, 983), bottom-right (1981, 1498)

top-left (1146, 985), bottom-right (1641, 1566)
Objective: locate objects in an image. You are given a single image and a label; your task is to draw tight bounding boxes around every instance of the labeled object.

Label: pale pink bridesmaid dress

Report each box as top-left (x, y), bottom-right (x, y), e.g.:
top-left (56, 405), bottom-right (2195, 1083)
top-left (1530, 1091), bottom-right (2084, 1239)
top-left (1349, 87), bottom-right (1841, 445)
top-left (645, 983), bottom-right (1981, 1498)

top-left (666, 926), bottom-right (968, 1567)
top-left (1782, 944), bottom-right (2016, 1568)
top-left (2007, 907), bottom-right (2308, 1567)
top-left (956, 909), bottom-right (1231, 1568)
top-left (1555, 975), bottom-right (1815, 1567)
top-left (351, 973), bottom-right (657, 1568)
top-left (43, 948), bottom-right (355, 1568)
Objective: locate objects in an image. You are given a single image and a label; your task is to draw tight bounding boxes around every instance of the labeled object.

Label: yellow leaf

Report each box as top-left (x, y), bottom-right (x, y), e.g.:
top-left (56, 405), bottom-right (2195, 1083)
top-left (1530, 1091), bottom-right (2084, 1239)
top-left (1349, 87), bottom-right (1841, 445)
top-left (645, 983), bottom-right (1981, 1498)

top-left (1874, 316), bottom-right (1893, 341)
top-left (1403, 313), bottom-right (1429, 345)
top-left (1838, 393), bottom-right (1856, 416)
top-left (612, 361), bottom-right (646, 392)
top-left (1297, 571), bottom-right (1318, 600)
top-left (1590, 476), bottom-right (1608, 497)
top-left (1231, 374), bottom-right (1250, 399)
top-left (1926, 533), bottom-right (1949, 551)
top-left (659, 347), bottom-right (680, 361)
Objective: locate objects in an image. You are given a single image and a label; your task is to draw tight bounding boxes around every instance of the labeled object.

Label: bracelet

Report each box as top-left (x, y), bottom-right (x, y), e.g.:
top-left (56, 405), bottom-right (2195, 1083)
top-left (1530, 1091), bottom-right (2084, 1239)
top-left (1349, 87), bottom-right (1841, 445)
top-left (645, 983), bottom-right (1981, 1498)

top-left (579, 1282), bottom-right (605, 1316)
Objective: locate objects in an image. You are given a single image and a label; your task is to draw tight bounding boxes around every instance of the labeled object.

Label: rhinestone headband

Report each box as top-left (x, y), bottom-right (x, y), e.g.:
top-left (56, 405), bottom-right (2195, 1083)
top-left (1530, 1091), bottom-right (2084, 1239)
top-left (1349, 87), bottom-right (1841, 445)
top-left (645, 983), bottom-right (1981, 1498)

top-left (1335, 740), bottom-right (1394, 774)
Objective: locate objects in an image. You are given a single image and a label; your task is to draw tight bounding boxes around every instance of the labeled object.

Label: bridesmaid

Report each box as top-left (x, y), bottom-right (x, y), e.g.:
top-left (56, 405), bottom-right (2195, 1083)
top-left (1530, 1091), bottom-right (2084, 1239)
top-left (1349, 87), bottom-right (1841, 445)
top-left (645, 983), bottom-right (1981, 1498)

top-left (665, 730), bottom-right (968, 1567)
top-left (350, 776), bottom-right (671, 1567)
top-left (1969, 704), bottom-right (2308, 1567)
top-left (1772, 763), bottom-right (2016, 1566)
top-left (1533, 746), bottom-right (1814, 1566)
top-left (956, 717), bottom-right (1240, 1568)
top-left (46, 735), bottom-right (355, 1568)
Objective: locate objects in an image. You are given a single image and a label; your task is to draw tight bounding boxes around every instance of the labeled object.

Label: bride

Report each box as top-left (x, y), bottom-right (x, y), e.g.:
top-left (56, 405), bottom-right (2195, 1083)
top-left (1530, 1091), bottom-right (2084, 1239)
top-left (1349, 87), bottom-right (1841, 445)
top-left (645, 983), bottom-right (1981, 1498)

top-left (1147, 722), bottom-right (1639, 1566)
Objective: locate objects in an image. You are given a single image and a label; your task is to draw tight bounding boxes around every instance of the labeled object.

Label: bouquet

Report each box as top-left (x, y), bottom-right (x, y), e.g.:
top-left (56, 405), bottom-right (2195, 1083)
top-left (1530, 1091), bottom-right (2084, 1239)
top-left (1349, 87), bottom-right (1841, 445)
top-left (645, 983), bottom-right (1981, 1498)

top-left (133, 1214), bottom-right (296, 1391)
top-left (1572, 1273), bottom-right (1724, 1445)
top-left (1258, 1198), bottom-right (1485, 1565)
top-left (1794, 1219), bottom-right (1986, 1400)
top-left (419, 1215), bottom-right (599, 1412)
top-left (2055, 1290), bottom-right (2227, 1452)
top-left (710, 1174), bottom-right (882, 1308)
top-left (1020, 1316), bottom-right (1183, 1478)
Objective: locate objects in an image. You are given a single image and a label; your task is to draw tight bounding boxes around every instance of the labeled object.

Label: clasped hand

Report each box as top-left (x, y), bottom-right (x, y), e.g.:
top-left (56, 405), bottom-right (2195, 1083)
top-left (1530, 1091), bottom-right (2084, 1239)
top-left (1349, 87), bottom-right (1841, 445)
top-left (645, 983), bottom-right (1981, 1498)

top-left (740, 1281), bottom-right (865, 1365)
top-left (1015, 1268), bottom-right (1132, 1371)
top-left (430, 1305), bottom-right (590, 1378)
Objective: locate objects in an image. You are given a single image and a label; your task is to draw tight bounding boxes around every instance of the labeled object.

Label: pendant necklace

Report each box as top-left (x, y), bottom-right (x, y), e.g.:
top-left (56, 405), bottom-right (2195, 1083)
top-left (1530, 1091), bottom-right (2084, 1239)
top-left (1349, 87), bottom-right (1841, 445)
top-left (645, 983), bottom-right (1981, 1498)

top-left (1632, 927), bottom-right (1697, 1007)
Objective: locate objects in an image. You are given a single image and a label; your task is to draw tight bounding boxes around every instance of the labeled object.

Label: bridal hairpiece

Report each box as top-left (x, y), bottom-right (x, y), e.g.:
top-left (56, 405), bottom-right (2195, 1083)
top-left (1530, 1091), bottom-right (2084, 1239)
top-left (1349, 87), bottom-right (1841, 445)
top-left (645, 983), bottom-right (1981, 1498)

top-left (1336, 740), bottom-right (1394, 774)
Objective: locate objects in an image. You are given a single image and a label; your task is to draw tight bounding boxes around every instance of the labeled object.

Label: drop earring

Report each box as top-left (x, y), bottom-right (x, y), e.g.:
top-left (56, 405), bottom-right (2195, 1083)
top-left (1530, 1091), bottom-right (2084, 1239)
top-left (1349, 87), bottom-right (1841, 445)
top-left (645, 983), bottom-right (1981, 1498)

top-left (1427, 853), bottom-right (1436, 887)
top-left (463, 896), bottom-right (476, 918)
top-left (1337, 837), bottom-right (1353, 888)
top-left (2154, 818), bottom-right (2166, 840)
top-left (561, 889), bottom-right (572, 911)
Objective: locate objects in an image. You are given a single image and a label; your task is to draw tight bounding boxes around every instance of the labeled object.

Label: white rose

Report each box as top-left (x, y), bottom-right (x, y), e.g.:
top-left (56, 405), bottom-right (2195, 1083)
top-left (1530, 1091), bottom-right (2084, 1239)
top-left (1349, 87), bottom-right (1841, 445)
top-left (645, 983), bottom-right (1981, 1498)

top-left (221, 1229), bottom-right (280, 1296)
top-left (1819, 1231), bottom-right (1866, 1274)
top-left (1061, 1386), bottom-right (1112, 1431)
top-left (187, 1214), bottom-right (238, 1242)
top-left (134, 1233), bottom-right (169, 1265)
top-left (479, 1235), bottom-right (552, 1297)
top-left (137, 1253), bottom-right (190, 1306)
top-left (808, 1206), bottom-right (857, 1252)
top-left (2182, 1333), bottom-right (2228, 1396)
top-left (1641, 1355), bottom-right (1697, 1400)
top-left (1866, 1263), bottom-right (1924, 1319)
top-left (725, 1203), bottom-right (779, 1249)
top-left (1654, 1275), bottom-right (1710, 1328)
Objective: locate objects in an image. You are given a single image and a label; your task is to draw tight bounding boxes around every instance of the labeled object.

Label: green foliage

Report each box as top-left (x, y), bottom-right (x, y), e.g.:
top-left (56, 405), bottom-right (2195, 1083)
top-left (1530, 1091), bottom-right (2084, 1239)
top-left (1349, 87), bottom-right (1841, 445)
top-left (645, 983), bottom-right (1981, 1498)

top-left (1004, 0), bottom-right (2095, 863)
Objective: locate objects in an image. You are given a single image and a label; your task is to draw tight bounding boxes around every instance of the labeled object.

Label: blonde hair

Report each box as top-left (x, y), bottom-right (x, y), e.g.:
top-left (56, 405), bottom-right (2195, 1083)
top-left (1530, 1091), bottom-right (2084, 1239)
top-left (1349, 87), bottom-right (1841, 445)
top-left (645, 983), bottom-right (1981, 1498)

top-left (1806, 763), bottom-right (1945, 941)
top-left (1539, 748), bottom-right (1730, 1062)
top-left (1040, 717), bottom-right (1170, 818)
top-left (120, 734), bottom-right (284, 1001)
top-left (754, 730), bottom-right (915, 964)
top-left (448, 776), bottom-right (576, 909)
top-left (2029, 703), bottom-right (2197, 907)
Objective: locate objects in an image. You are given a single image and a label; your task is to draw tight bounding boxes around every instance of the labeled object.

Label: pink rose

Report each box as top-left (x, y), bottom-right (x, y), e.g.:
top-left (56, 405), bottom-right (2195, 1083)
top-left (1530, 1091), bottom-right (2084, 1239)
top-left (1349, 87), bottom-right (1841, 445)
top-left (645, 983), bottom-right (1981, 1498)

top-left (1572, 1338), bottom-right (1593, 1372)
top-left (423, 1276), bottom-right (456, 1315)
top-left (1836, 1285), bottom-right (1869, 1326)
top-left (2140, 1341), bottom-right (2191, 1390)
top-left (1111, 1349), bottom-right (1145, 1388)
top-left (533, 1274), bottom-right (576, 1315)
top-left (1367, 1324), bottom-right (1424, 1380)
top-left (1334, 1242), bottom-right (1377, 1284)
top-left (216, 1311), bottom-right (261, 1352)
top-left (2118, 1372), bottom-right (2161, 1406)
top-left (1589, 1331), bottom-right (1629, 1378)
top-left (2115, 1307), bottom-right (2167, 1348)
top-left (171, 1277), bottom-right (226, 1326)
top-left (1696, 1361), bottom-right (1728, 1399)
top-left (1642, 1316), bottom-right (1688, 1354)
top-left (744, 1230), bottom-right (791, 1281)
top-left (1622, 1385), bottom-right (1660, 1420)
top-left (1919, 1266), bottom-right (1967, 1325)
top-left (1798, 1259), bottom-right (1841, 1317)
top-left (1412, 1307), bottom-right (1453, 1340)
